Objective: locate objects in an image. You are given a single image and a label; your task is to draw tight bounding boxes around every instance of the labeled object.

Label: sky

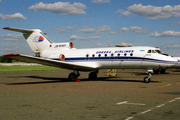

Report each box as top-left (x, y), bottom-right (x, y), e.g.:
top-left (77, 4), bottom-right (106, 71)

top-left (0, 0), bottom-right (180, 56)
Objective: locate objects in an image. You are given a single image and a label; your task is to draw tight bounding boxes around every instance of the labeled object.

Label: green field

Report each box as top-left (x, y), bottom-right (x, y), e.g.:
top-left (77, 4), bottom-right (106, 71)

top-left (0, 65), bottom-right (61, 71)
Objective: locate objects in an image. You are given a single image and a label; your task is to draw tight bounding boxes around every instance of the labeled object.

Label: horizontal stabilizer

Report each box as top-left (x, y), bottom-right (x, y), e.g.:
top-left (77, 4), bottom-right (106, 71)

top-left (3, 27), bottom-right (34, 33)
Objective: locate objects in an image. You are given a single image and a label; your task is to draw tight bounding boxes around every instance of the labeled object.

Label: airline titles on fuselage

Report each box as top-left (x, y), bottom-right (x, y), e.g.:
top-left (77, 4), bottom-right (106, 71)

top-left (96, 50), bottom-right (134, 54)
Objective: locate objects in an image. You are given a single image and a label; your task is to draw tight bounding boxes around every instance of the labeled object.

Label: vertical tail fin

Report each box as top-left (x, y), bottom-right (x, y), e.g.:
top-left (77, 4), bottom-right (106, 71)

top-left (3, 27), bottom-right (53, 53)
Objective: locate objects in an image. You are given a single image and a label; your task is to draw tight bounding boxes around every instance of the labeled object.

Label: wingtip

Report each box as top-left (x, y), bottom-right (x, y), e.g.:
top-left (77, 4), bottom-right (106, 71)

top-left (3, 27), bottom-right (10, 29)
top-left (3, 53), bottom-right (20, 57)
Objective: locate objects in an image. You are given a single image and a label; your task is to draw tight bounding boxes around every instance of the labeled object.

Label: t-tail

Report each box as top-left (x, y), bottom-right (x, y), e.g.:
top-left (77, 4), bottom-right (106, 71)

top-left (3, 27), bottom-right (73, 57)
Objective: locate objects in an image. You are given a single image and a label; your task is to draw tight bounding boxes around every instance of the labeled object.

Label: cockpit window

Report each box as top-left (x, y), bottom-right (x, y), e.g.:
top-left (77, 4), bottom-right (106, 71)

top-left (147, 49), bottom-right (157, 53)
top-left (152, 50), bottom-right (156, 53)
top-left (147, 50), bottom-right (151, 53)
top-left (155, 50), bottom-right (162, 54)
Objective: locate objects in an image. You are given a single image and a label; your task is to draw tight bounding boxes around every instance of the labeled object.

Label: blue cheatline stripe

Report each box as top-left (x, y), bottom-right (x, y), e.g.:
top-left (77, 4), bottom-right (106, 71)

top-left (51, 56), bottom-right (177, 64)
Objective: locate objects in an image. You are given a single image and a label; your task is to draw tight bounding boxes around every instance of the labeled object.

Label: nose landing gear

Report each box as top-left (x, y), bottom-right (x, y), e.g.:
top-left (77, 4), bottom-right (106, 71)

top-left (144, 73), bottom-right (152, 83)
top-left (144, 69), bottom-right (153, 83)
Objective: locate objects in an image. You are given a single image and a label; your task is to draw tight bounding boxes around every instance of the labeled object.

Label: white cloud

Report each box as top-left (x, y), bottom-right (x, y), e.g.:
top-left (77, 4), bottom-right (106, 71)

top-left (116, 10), bottom-right (132, 16)
top-left (29, 2), bottom-right (86, 15)
top-left (121, 42), bottom-right (133, 46)
top-left (0, 34), bottom-right (24, 41)
top-left (89, 36), bottom-right (102, 39)
top-left (109, 31), bottom-right (116, 34)
top-left (91, 0), bottom-right (110, 4)
top-left (96, 43), bottom-right (102, 46)
top-left (162, 43), bottom-right (180, 49)
top-left (115, 42), bottom-right (133, 47)
top-left (53, 26), bottom-right (76, 32)
top-left (67, 35), bottom-right (102, 40)
top-left (117, 4), bottom-right (180, 20)
top-left (171, 21), bottom-right (180, 26)
top-left (80, 25), bottom-right (111, 33)
top-left (68, 35), bottom-right (78, 40)
top-left (150, 31), bottom-right (180, 37)
top-left (0, 13), bottom-right (26, 20)
top-left (119, 26), bottom-right (148, 34)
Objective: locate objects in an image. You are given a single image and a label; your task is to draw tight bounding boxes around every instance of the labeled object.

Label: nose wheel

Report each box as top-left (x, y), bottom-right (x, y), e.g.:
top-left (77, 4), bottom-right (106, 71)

top-left (144, 73), bottom-right (152, 83)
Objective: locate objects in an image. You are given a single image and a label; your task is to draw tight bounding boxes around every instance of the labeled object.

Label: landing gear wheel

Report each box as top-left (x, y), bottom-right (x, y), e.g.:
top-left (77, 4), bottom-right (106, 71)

top-left (89, 72), bottom-right (97, 80)
top-left (144, 77), bottom-right (150, 83)
top-left (68, 73), bottom-right (78, 81)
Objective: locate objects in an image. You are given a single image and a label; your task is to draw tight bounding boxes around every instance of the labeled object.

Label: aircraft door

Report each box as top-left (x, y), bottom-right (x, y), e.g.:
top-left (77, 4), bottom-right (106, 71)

top-left (141, 50), bottom-right (154, 66)
top-left (141, 55), bottom-right (146, 65)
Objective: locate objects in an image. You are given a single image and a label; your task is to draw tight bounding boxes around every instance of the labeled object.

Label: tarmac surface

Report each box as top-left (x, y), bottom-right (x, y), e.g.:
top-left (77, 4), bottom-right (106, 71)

top-left (0, 69), bottom-right (180, 120)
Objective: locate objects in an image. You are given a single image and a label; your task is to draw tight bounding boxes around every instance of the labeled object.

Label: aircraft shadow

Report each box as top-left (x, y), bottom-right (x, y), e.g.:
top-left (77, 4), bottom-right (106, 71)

top-left (6, 75), bottom-right (160, 85)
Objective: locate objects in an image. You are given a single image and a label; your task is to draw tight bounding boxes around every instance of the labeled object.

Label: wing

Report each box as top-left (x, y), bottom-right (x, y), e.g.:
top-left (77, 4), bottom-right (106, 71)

top-left (4, 54), bottom-right (99, 71)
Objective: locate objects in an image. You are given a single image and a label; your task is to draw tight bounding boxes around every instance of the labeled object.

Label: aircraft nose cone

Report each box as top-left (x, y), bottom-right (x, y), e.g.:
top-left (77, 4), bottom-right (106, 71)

top-left (173, 60), bottom-right (180, 68)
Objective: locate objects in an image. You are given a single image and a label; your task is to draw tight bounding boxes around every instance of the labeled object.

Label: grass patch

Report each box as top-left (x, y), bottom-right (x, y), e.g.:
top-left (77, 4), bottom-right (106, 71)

top-left (139, 87), bottom-right (148, 88)
top-left (0, 65), bottom-right (61, 71)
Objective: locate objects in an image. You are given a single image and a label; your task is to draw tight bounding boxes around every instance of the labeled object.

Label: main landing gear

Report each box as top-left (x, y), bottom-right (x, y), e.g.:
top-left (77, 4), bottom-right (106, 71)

top-left (153, 69), bottom-right (166, 74)
top-left (68, 70), bottom-right (98, 81)
top-left (88, 71), bottom-right (98, 80)
top-left (68, 71), bottom-right (80, 81)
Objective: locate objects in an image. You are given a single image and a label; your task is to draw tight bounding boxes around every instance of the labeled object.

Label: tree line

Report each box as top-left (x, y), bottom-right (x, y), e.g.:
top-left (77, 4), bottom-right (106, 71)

top-left (0, 56), bottom-right (24, 63)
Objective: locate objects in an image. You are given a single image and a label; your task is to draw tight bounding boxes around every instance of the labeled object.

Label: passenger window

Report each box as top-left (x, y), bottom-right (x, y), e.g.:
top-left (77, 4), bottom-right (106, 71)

top-left (111, 54), bottom-right (114, 57)
top-left (124, 53), bottom-right (127, 56)
top-left (117, 53), bottom-right (120, 57)
top-left (98, 54), bottom-right (101, 57)
top-left (147, 50), bottom-right (151, 53)
top-left (130, 53), bottom-right (133, 56)
top-left (105, 54), bottom-right (107, 57)
top-left (86, 54), bottom-right (89, 57)
top-left (92, 54), bottom-right (95, 57)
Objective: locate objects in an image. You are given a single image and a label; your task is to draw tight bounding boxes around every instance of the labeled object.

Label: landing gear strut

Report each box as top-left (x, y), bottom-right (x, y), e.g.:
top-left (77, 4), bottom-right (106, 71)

top-left (68, 71), bottom-right (80, 81)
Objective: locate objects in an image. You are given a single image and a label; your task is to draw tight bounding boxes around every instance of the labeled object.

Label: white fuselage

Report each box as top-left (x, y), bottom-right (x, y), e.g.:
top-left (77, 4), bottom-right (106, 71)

top-left (3, 27), bottom-right (178, 71)
top-left (40, 46), bottom-right (178, 71)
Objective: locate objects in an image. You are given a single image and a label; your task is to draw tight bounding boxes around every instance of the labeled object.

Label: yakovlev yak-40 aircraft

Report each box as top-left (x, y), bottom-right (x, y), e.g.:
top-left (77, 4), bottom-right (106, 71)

top-left (3, 27), bottom-right (179, 83)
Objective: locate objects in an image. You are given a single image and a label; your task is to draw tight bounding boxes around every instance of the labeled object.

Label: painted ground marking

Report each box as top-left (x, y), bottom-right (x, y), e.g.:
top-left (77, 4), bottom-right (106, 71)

top-left (169, 99), bottom-right (176, 103)
top-left (124, 97), bottom-right (180, 120)
top-left (162, 84), bottom-right (172, 87)
top-left (117, 101), bottom-right (146, 106)
top-left (125, 117), bottom-right (133, 120)
top-left (117, 101), bottom-right (128, 105)
top-left (140, 109), bottom-right (152, 114)
top-left (156, 104), bottom-right (165, 108)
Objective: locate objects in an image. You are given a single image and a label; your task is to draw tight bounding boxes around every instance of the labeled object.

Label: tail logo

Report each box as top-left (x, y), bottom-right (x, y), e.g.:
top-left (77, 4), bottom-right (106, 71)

top-left (33, 35), bottom-right (44, 43)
